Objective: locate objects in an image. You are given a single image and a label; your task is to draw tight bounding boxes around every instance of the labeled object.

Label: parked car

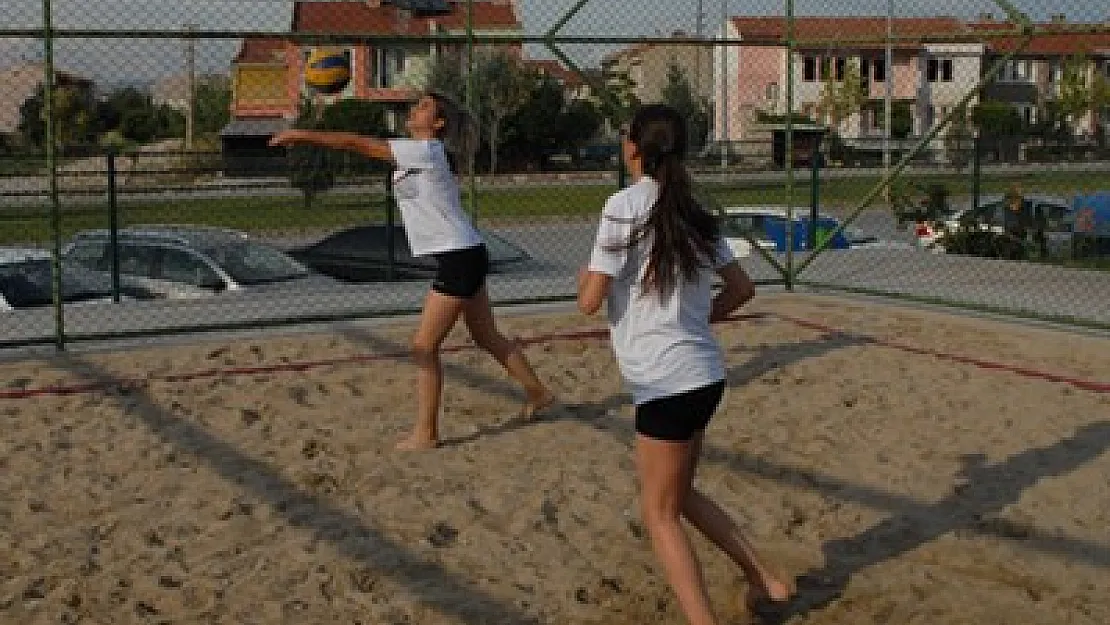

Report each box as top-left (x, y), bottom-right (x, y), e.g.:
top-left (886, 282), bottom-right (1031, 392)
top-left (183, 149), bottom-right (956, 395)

top-left (720, 206), bottom-right (879, 258)
top-left (287, 224), bottom-right (537, 283)
top-left (62, 225), bottom-right (337, 299)
top-left (1, 257), bottom-right (155, 312)
top-left (913, 194), bottom-right (1073, 253)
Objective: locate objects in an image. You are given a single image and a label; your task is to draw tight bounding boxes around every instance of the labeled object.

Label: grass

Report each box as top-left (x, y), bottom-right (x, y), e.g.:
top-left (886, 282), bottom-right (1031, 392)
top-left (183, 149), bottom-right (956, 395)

top-left (1, 167), bottom-right (1108, 246)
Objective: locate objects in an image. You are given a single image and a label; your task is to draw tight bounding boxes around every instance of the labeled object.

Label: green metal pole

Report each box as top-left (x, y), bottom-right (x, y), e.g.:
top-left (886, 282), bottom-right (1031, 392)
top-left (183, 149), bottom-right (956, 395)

top-left (43, 0), bottom-right (65, 350)
top-left (808, 147), bottom-right (820, 250)
top-left (972, 132), bottom-right (981, 211)
top-left (783, 0), bottom-right (795, 290)
top-left (107, 149), bottom-right (121, 302)
top-left (465, 0), bottom-right (477, 221)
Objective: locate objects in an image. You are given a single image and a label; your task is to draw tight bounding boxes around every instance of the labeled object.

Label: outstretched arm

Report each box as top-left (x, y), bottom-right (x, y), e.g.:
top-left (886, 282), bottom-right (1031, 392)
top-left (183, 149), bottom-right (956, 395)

top-left (269, 130), bottom-right (395, 163)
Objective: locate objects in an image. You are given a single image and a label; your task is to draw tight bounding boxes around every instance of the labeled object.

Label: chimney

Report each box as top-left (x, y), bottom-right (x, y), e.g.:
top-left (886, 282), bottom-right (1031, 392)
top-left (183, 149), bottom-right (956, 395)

top-left (1050, 14), bottom-right (1066, 23)
top-left (978, 12), bottom-right (994, 22)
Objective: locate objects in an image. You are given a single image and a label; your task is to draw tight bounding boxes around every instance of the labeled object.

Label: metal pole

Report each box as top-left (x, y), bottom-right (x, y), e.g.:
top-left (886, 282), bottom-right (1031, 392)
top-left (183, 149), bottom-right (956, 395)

top-left (883, 0), bottom-right (892, 180)
top-left (972, 131), bottom-right (981, 211)
top-left (385, 173), bottom-right (395, 281)
top-left (184, 23), bottom-right (197, 151)
top-left (784, 0), bottom-right (795, 289)
top-left (107, 149), bottom-right (121, 302)
top-left (719, 0), bottom-right (728, 168)
top-left (808, 147), bottom-right (820, 249)
top-left (42, 0), bottom-right (65, 350)
top-left (465, 0), bottom-right (477, 220)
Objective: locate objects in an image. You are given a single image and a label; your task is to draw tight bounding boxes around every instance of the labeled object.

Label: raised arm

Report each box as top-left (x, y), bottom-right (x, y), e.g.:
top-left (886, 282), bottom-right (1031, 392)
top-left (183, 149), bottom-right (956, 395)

top-left (269, 129), bottom-right (395, 163)
top-left (709, 261), bottom-right (756, 323)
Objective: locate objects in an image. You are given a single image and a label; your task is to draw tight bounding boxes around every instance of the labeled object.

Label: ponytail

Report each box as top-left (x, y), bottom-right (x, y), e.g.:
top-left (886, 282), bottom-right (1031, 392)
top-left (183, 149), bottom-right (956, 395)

top-left (612, 105), bottom-right (720, 296)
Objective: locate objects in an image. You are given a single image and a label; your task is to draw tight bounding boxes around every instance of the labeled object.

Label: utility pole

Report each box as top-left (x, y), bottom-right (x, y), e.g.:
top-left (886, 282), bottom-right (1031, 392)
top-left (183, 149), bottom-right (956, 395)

top-left (719, 0), bottom-right (729, 168)
top-left (184, 23), bottom-right (197, 151)
top-left (883, 0), bottom-right (893, 199)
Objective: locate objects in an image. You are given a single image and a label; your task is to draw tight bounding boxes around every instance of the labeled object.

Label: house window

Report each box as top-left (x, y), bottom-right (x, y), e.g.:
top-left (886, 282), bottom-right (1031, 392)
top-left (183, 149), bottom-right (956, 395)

top-left (765, 82), bottom-right (779, 102)
top-left (1016, 104), bottom-right (1037, 125)
top-left (818, 56), bottom-right (845, 81)
top-left (371, 47), bottom-right (406, 88)
top-left (873, 58), bottom-right (886, 82)
top-left (927, 58), bottom-right (954, 82)
top-left (835, 57), bottom-right (846, 81)
top-left (803, 56), bottom-right (817, 82)
top-left (1000, 59), bottom-right (1032, 83)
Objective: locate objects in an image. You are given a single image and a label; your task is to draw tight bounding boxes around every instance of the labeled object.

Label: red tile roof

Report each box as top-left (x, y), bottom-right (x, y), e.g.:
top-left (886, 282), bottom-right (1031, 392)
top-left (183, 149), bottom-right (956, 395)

top-left (234, 38), bottom-right (287, 64)
top-left (731, 16), bottom-right (968, 48)
top-left (293, 1), bottom-right (519, 35)
top-left (968, 22), bottom-right (1110, 56)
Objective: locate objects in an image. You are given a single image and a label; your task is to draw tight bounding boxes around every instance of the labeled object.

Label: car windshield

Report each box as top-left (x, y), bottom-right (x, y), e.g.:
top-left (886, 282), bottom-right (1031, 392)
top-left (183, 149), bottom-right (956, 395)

top-left (200, 239), bottom-right (311, 285)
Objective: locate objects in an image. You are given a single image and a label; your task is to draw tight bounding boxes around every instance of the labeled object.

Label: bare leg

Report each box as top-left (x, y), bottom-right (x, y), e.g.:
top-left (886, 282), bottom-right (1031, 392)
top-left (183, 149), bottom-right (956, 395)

top-left (463, 285), bottom-right (554, 417)
top-left (683, 432), bottom-right (793, 603)
top-left (636, 433), bottom-right (719, 625)
top-left (396, 289), bottom-right (466, 451)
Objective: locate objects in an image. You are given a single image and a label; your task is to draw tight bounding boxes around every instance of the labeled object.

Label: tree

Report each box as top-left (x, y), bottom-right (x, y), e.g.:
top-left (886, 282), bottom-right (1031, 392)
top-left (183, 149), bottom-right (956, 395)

top-left (194, 78), bottom-right (232, 136)
top-left (1057, 54), bottom-right (1091, 128)
top-left (597, 67), bottom-right (639, 132)
top-left (660, 61), bottom-right (710, 152)
top-left (470, 51), bottom-right (532, 175)
top-left (286, 97), bottom-right (390, 208)
top-left (817, 59), bottom-right (866, 133)
top-left (17, 84), bottom-right (96, 152)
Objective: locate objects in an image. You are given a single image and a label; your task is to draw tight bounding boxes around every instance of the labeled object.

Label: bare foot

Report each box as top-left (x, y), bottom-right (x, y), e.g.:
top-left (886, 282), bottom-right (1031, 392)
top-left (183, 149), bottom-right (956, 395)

top-left (745, 577), bottom-right (795, 613)
top-left (521, 389), bottom-right (557, 419)
top-left (394, 434), bottom-right (439, 451)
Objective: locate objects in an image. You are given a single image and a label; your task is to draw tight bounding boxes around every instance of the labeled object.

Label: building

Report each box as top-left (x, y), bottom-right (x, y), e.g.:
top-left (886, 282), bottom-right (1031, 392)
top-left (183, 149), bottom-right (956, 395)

top-left (221, 1), bottom-right (524, 174)
top-left (720, 16), bottom-right (977, 149)
top-left (600, 34), bottom-right (714, 106)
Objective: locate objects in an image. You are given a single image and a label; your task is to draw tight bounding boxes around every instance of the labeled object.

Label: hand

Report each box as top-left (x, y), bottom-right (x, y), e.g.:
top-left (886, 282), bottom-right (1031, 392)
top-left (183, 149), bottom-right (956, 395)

top-left (268, 130), bottom-right (304, 148)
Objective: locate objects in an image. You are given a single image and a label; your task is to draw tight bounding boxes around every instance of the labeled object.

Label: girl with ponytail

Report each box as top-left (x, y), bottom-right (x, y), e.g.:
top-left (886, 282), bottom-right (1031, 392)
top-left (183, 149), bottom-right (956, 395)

top-left (578, 104), bottom-right (792, 624)
top-left (271, 92), bottom-right (553, 451)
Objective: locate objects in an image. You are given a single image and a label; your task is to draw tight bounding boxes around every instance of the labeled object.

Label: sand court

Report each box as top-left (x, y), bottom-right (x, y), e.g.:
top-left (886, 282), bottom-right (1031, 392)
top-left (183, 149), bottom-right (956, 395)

top-left (1, 293), bottom-right (1108, 624)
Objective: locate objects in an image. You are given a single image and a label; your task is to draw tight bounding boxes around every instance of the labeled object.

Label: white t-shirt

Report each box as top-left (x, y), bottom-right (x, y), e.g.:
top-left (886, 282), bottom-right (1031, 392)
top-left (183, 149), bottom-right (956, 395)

top-left (388, 138), bottom-right (483, 256)
top-left (588, 176), bottom-right (735, 406)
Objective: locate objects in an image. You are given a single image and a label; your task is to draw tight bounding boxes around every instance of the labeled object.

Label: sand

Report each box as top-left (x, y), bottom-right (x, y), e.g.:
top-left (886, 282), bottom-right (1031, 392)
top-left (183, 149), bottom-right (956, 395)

top-left (1, 293), bottom-right (1108, 625)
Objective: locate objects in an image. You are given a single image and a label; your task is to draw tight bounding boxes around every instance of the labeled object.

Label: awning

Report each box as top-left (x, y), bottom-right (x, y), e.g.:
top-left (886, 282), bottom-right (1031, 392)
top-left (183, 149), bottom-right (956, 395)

top-left (219, 117), bottom-right (293, 138)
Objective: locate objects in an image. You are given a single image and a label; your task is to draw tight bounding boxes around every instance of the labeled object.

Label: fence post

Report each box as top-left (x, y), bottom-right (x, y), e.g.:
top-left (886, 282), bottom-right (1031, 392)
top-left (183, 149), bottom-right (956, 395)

top-left (107, 148), bottom-right (121, 302)
top-left (808, 151), bottom-right (821, 250)
top-left (972, 132), bottom-right (981, 212)
top-left (385, 173), bottom-right (396, 281)
top-left (42, 0), bottom-right (65, 351)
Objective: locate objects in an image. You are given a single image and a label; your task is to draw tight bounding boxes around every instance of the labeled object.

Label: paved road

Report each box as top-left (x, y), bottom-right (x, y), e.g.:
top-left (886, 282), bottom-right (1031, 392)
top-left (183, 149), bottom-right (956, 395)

top-left (2, 220), bottom-right (1108, 349)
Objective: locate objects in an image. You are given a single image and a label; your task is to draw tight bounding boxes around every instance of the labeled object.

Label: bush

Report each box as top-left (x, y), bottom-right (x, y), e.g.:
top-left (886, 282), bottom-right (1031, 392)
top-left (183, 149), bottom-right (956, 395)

top-left (942, 230), bottom-right (1027, 260)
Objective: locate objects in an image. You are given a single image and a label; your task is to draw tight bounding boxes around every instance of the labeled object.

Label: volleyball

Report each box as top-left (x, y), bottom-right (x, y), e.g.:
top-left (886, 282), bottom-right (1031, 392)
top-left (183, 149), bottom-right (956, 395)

top-left (304, 48), bottom-right (351, 95)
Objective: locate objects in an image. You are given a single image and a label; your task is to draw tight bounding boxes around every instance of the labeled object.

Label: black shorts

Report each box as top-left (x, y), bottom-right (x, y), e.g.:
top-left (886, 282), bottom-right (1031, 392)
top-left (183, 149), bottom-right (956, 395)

top-left (635, 380), bottom-right (726, 442)
top-left (431, 244), bottom-right (489, 298)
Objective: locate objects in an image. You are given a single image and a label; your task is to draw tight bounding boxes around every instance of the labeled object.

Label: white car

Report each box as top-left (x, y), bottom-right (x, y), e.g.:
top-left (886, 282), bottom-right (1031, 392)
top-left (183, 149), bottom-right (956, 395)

top-left (62, 225), bottom-right (337, 299)
top-left (913, 194), bottom-right (1072, 253)
top-left (720, 206), bottom-right (878, 258)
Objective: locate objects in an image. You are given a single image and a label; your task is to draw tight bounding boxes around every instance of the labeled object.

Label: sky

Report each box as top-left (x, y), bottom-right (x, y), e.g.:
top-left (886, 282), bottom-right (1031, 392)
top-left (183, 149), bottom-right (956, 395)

top-left (2, 0), bottom-right (1108, 87)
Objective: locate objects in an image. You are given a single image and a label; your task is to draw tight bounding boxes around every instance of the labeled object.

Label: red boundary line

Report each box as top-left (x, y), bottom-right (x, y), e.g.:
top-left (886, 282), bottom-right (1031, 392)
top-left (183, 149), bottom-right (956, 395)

top-left (1, 312), bottom-right (1106, 399)
top-left (775, 314), bottom-right (1110, 394)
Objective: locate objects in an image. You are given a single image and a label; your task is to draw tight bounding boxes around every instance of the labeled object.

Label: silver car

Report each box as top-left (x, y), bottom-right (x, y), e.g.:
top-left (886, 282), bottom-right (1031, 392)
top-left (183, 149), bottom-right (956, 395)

top-left (62, 225), bottom-right (337, 299)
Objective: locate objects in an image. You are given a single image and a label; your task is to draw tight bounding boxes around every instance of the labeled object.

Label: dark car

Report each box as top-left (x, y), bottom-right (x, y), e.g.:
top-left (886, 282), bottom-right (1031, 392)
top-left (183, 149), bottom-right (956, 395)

top-left (0, 258), bottom-right (156, 311)
top-left (287, 224), bottom-right (535, 283)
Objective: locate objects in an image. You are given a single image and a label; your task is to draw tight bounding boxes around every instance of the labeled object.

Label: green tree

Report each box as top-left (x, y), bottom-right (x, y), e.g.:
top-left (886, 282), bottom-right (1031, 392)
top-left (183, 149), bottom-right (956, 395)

top-left (470, 51), bottom-right (532, 174)
top-left (194, 78), bottom-right (232, 136)
top-left (597, 67), bottom-right (639, 132)
top-left (817, 59), bottom-right (866, 132)
top-left (660, 61), bottom-right (710, 152)
top-left (287, 97), bottom-right (390, 208)
top-left (17, 85), bottom-right (96, 152)
top-left (1055, 54), bottom-right (1096, 133)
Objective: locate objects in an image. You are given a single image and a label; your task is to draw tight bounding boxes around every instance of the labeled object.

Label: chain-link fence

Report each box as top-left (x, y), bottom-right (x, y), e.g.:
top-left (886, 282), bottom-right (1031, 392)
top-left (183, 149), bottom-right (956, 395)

top-left (3, 0), bottom-right (1110, 349)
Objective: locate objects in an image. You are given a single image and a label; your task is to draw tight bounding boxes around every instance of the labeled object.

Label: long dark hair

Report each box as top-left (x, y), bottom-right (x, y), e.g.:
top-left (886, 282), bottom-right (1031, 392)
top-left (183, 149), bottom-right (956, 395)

top-left (612, 104), bottom-right (720, 296)
top-left (426, 90), bottom-right (477, 175)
